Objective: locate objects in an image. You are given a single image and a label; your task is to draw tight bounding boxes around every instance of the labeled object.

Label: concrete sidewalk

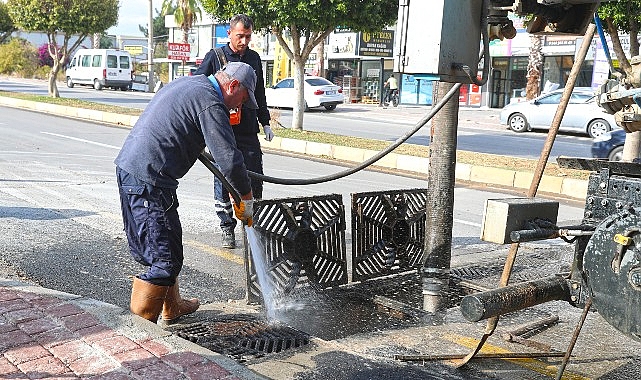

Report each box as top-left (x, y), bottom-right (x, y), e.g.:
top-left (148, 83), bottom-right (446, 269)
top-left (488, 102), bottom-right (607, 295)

top-left (0, 278), bottom-right (264, 379)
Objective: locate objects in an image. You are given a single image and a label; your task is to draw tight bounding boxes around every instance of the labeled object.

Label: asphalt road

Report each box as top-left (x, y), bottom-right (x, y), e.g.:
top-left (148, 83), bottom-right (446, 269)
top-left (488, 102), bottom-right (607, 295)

top-left (0, 106), bottom-right (585, 310)
top-left (0, 77), bottom-right (594, 160)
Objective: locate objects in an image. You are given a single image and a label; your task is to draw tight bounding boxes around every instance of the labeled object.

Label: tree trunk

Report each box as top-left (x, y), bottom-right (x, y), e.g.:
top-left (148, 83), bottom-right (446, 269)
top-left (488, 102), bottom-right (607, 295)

top-left (605, 17), bottom-right (632, 75)
top-left (623, 132), bottom-right (641, 162)
top-left (48, 64), bottom-right (59, 98)
top-left (93, 33), bottom-right (100, 49)
top-left (629, 2), bottom-right (639, 57)
top-left (526, 35), bottom-right (542, 100)
top-left (316, 40), bottom-right (325, 77)
top-left (292, 56), bottom-right (306, 131)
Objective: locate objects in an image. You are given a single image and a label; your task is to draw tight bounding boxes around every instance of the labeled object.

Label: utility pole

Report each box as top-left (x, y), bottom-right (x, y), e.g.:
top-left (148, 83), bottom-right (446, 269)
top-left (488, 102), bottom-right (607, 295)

top-left (422, 81), bottom-right (460, 314)
top-left (147, 0), bottom-right (155, 93)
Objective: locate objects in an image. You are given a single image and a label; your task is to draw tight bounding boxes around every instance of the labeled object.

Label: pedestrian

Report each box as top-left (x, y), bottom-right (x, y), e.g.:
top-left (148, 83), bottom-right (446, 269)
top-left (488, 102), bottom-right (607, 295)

top-left (115, 62), bottom-right (257, 323)
top-left (195, 14), bottom-right (274, 249)
top-left (384, 74), bottom-right (398, 104)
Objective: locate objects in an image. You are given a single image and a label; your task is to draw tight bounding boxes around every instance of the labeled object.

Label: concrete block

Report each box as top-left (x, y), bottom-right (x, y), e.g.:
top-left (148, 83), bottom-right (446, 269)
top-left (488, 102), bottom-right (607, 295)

top-left (538, 175), bottom-right (564, 194)
top-left (280, 138), bottom-right (307, 154)
top-left (481, 198), bottom-right (559, 244)
top-left (513, 172), bottom-right (533, 189)
top-left (363, 149), bottom-right (399, 169)
top-left (305, 141), bottom-right (333, 157)
top-left (260, 136), bottom-right (282, 150)
top-left (455, 163), bottom-right (472, 181)
top-left (76, 108), bottom-right (104, 121)
top-left (398, 155), bottom-right (429, 175)
top-left (333, 146), bottom-right (364, 162)
top-left (470, 166), bottom-right (515, 187)
top-left (561, 178), bottom-right (589, 200)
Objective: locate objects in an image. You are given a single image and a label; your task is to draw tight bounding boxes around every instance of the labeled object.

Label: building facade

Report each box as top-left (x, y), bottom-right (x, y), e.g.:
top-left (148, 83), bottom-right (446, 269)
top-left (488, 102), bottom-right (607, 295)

top-left (162, 15), bottom-right (620, 108)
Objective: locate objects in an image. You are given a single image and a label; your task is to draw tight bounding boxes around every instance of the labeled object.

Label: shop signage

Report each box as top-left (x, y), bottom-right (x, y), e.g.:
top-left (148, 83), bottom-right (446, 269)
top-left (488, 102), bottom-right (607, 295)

top-left (123, 45), bottom-right (143, 56)
top-left (357, 30), bottom-right (394, 57)
top-left (168, 42), bottom-right (191, 61)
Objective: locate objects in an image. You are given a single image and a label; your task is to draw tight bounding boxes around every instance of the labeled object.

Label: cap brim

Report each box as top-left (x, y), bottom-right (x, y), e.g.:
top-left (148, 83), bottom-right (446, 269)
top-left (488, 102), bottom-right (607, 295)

top-left (245, 90), bottom-right (259, 109)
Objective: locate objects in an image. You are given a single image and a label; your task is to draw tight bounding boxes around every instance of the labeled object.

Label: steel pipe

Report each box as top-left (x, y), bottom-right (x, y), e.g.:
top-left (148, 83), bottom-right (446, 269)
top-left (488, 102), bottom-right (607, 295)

top-left (460, 276), bottom-right (571, 322)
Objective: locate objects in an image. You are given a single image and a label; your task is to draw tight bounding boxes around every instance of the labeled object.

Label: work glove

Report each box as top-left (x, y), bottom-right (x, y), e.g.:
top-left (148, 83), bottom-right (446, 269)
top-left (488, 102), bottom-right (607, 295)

top-left (233, 199), bottom-right (254, 227)
top-left (263, 124), bottom-right (274, 142)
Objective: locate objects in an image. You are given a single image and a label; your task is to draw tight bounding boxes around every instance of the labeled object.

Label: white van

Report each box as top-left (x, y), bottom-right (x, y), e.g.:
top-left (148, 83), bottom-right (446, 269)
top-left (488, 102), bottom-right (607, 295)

top-left (65, 49), bottom-right (133, 91)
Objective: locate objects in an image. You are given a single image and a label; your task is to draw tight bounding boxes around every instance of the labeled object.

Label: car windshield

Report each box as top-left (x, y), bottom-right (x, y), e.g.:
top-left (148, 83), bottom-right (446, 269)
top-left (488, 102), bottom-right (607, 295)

top-left (536, 92), bottom-right (594, 104)
top-left (305, 78), bottom-right (333, 86)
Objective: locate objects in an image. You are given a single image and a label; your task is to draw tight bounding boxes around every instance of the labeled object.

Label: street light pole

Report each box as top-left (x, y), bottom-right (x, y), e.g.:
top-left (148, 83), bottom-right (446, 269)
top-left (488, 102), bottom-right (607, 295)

top-left (147, 0), bottom-right (155, 93)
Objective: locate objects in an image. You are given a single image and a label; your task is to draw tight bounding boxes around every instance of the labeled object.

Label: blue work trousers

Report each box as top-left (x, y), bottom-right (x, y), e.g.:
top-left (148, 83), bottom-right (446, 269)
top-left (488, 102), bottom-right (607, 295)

top-left (116, 166), bottom-right (182, 286)
top-left (214, 145), bottom-right (263, 230)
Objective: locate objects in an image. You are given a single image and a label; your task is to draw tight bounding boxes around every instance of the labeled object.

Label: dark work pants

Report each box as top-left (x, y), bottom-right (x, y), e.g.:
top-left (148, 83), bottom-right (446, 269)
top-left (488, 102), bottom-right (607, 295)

top-left (116, 166), bottom-right (182, 286)
top-left (214, 144), bottom-right (263, 230)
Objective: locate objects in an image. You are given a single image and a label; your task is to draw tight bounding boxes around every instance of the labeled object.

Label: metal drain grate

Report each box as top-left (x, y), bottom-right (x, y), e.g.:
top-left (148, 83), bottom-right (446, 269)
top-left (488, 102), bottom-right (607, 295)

top-left (172, 315), bottom-right (310, 361)
top-left (246, 194), bottom-right (347, 303)
top-left (351, 189), bottom-right (427, 282)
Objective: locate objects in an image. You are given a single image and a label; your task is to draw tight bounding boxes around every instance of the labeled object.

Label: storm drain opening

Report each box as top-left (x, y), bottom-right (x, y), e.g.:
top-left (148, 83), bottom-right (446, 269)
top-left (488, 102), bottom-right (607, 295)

top-left (172, 314), bottom-right (310, 361)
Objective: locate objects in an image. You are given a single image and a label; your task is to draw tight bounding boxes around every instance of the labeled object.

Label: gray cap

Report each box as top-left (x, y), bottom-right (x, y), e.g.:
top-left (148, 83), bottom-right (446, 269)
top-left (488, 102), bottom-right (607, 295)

top-left (222, 62), bottom-right (259, 109)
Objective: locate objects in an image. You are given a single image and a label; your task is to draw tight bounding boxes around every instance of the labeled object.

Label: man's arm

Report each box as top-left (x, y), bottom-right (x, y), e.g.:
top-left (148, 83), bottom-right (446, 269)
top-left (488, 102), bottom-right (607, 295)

top-left (250, 50), bottom-right (271, 127)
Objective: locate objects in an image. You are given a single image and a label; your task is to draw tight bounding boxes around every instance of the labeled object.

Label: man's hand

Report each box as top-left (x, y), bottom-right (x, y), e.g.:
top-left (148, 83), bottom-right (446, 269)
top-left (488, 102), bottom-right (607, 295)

top-left (263, 124), bottom-right (274, 141)
top-left (233, 199), bottom-right (254, 226)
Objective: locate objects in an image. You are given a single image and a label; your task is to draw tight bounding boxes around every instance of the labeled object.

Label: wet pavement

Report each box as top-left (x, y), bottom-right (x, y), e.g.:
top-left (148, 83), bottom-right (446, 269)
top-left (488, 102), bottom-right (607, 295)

top-left (155, 241), bottom-right (641, 380)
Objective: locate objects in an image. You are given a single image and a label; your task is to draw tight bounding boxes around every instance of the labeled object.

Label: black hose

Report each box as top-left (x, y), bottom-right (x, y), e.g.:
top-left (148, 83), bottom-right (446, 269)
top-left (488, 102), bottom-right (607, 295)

top-left (203, 82), bottom-right (461, 186)
top-left (197, 153), bottom-right (241, 204)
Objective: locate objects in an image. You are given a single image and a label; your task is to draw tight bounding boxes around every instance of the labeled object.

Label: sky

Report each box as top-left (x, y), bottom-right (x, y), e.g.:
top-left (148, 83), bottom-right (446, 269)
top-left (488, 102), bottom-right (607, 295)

top-left (107, 0), bottom-right (152, 37)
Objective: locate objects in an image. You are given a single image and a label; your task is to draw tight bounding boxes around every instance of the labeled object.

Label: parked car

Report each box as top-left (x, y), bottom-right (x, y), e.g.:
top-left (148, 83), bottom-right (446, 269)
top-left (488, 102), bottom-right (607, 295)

top-left (131, 72), bottom-right (160, 92)
top-left (499, 88), bottom-right (617, 138)
top-left (591, 128), bottom-right (626, 161)
top-left (265, 76), bottom-right (343, 111)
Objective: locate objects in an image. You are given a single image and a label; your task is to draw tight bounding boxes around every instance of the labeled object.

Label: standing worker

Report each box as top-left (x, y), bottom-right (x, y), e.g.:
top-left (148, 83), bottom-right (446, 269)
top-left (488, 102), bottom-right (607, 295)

top-left (384, 74), bottom-right (398, 105)
top-left (115, 62), bottom-right (257, 323)
top-left (195, 14), bottom-right (274, 249)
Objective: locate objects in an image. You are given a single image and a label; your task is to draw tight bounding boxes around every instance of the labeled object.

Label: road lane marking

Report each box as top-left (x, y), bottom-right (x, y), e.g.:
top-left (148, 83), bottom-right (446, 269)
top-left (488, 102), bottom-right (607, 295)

top-left (184, 239), bottom-right (245, 265)
top-left (41, 132), bottom-right (120, 150)
top-left (454, 219), bottom-right (481, 227)
top-left (444, 333), bottom-right (589, 380)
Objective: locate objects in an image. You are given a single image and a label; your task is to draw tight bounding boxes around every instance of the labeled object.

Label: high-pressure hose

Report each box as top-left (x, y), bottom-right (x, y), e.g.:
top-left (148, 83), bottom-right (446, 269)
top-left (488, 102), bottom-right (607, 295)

top-left (197, 153), bottom-right (241, 204)
top-left (201, 82), bottom-right (461, 186)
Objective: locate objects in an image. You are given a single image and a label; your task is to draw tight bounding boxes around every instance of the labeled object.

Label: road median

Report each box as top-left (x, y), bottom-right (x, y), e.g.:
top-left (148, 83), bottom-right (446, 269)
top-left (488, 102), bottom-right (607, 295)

top-left (0, 95), bottom-right (589, 201)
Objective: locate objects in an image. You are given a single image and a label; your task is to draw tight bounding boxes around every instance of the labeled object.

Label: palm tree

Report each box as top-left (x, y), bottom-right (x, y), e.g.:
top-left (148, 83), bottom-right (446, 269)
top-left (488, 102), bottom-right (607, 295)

top-left (161, 0), bottom-right (202, 44)
top-left (525, 35), bottom-right (543, 100)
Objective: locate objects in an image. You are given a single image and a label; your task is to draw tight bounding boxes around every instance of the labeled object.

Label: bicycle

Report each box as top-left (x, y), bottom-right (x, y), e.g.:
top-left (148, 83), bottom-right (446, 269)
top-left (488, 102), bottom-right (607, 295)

top-left (382, 89), bottom-right (399, 107)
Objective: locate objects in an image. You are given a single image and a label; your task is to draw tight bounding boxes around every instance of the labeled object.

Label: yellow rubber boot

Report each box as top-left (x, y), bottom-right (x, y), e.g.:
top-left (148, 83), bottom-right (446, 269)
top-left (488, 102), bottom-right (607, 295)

top-left (161, 279), bottom-right (200, 323)
top-left (130, 277), bottom-right (169, 323)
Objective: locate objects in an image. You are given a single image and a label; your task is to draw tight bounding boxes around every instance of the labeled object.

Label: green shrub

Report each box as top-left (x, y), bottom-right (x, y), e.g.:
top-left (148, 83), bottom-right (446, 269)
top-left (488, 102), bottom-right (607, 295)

top-left (32, 65), bottom-right (53, 80)
top-left (0, 38), bottom-right (38, 76)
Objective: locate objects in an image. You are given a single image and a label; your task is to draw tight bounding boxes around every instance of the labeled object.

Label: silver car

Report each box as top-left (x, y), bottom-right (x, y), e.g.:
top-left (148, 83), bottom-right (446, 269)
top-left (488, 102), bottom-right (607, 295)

top-left (499, 88), bottom-right (617, 138)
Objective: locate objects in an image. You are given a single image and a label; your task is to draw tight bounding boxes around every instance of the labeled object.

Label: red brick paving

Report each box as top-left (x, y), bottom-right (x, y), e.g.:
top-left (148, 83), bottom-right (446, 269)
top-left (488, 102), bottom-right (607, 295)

top-left (184, 361), bottom-right (231, 379)
top-left (131, 361), bottom-right (183, 380)
top-left (1, 288), bottom-right (250, 380)
top-left (49, 340), bottom-right (95, 364)
top-left (4, 343), bottom-right (51, 365)
top-left (92, 335), bottom-right (140, 355)
top-left (135, 338), bottom-right (171, 357)
top-left (68, 355), bottom-right (120, 377)
top-left (18, 317), bottom-right (61, 336)
top-left (61, 312), bottom-right (101, 332)
top-left (113, 348), bottom-right (158, 370)
top-left (16, 355), bottom-right (69, 378)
